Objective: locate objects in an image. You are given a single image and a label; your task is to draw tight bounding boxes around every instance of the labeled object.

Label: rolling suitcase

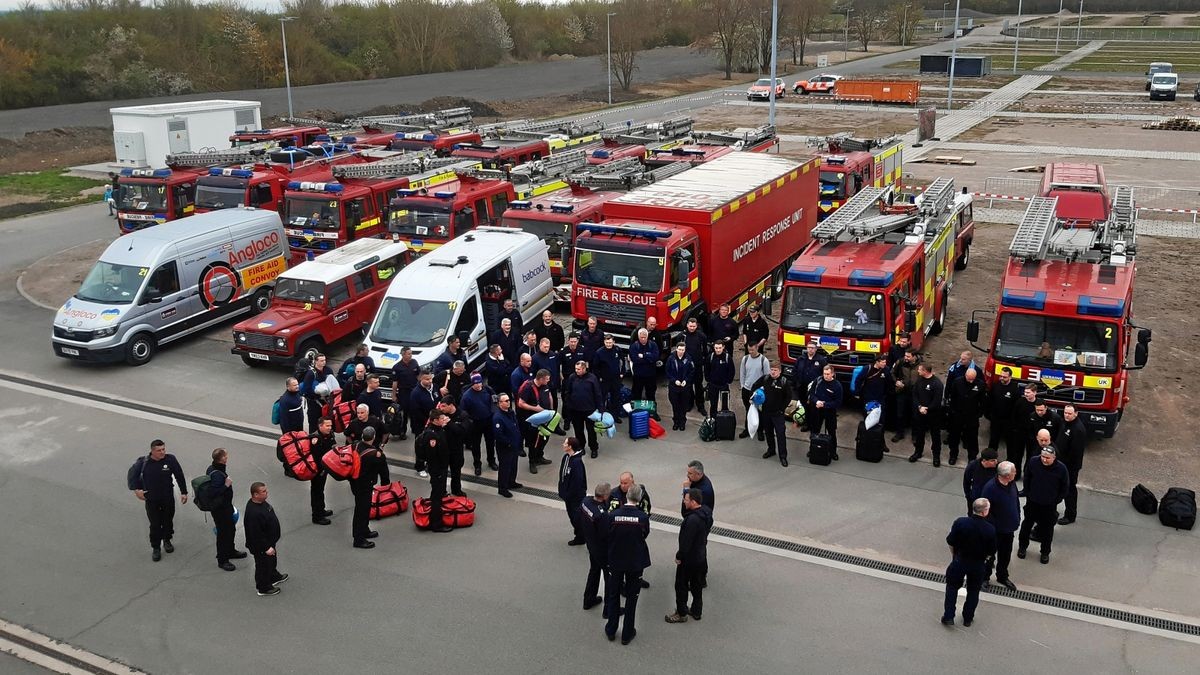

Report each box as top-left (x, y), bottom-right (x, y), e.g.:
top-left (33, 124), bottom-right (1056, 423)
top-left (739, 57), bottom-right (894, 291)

top-left (714, 390), bottom-right (737, 441)
top-left (854, 420), bottom-right (884, 463)
top-left (628, 410), bottom-right (650, 440)
top-left (808, 433), bottom-right (834, 466)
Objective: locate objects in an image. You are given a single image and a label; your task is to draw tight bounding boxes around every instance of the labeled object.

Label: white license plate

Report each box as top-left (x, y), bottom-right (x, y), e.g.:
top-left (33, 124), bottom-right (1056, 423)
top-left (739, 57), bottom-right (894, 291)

top-left (248, 352), bottom-right (270, 361)
top-left (381, 390), bottom-right (393, 401)
top-left (60, 347), bottom-right (80, 356)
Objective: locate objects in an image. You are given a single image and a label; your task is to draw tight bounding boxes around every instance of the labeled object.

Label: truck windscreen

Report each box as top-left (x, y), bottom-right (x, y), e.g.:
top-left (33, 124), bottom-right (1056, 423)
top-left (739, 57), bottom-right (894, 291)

top-left (371, 296), bottom-right (453, 347)
top-left (389, 205), bottom-right (451, 237)
top-left (272, 278), bottom-right (326, 304)
top-left (994, 313), bottom-right (1118, 372)
top-left (574, 249), bottom-right (664, 292)
top-left (194, 177), bottom-right (247, 209)
top-left (503, 217), bottom-right (570, 258)
top-left (285, 197), bottom-right (341, 230)
top-left (76, 261), bottom-right (144, 305)
top-left (117, 182), bottom-right (167, 211)
top-left (781, 287), bottom-right (886, 337)
top-left (819, 171), bottom-right (847, 199)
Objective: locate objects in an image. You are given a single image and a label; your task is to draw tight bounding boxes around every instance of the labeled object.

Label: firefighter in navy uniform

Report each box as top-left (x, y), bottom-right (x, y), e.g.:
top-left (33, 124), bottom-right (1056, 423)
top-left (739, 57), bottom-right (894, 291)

top-left (419, 411), bottom-right (454, 534)
top-left (492, 393), bottom-right (524, 498)
top-left (604, 484), bottom-right (651, 646)
top-left (946, 367), bottom-right (987, 465)
top-left (580, 482), bottom-right (613, 612)
top-left (985, 367), bottom-right (1020, 458)
top-left (558, 437), bottom-right (588, 546)
top-left (307, 417), bottom-right (337, 526)
top-left (752, 362), bottom-right (794, 466)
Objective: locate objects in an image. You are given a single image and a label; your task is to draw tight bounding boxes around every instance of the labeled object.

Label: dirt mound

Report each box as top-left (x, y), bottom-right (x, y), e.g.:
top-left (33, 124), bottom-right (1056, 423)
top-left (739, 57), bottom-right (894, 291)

top-left (347, 97), bottom-right (501, 121)
top-left (0, 127), bottom-right (114, 174)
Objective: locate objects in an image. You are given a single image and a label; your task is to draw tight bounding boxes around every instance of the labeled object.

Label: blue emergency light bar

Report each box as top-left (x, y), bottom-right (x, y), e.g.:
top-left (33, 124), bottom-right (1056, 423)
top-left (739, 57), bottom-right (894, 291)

top-left (210, 168), bottom-right (255, 178)
top-left (396, 189), bottom-right (418, 197)
top-left (509, 200), bottom-right (533, 210)
top-left (315, 134), bottom-right (332, 143)
top-left (787, 266), bottom-right (826, 284)
top-left (1001, 289), bottom-right (1047, 311)
top-left (121, 168), bottom-right (172, 178)
top-left (286, 181), bottom-right (343, 193)
top-left (1077, 296), bottom-right (1125, 318)
top-left (848, 270), bottom-right (893, 288)
top-left (592, 149), bottom-right (611, 159)
top-left (433, 191), bottom-right (456, 199)
top-left (550, 203), bottom-right (575, 214)
top-left (577, 223), bottom-right (669, 240)
top-left (341, 136), bottom-right (358, 143)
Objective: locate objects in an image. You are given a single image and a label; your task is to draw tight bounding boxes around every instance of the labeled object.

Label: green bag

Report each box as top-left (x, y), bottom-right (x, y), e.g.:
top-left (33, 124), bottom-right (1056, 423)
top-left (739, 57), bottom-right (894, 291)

top-left (631, 399), bottom-right (657, 414)
top-left (698, 418), bottom-right (716, 443)
top-left (536, 411), bottom-right (564, 438)
top-left (191, 472), bottom-right (214, 512)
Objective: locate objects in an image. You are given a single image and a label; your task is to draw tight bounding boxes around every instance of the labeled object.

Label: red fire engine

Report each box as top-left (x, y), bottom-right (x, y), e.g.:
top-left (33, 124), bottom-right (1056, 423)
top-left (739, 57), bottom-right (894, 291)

top-left (968, 170), bottom-right (1150, 437)
top-left (190, 142), bottom-right (367, 215)
top-left (570, 152), bottom-right (817, 345)
top-left (777, 178), bottom-right (974, 381)
top-left (386, 172), bottom-right (517, 254)
top-left (229, 125), bottom-right (328, 147)
top-left (813, 133), bottom-right (904, 222)
top-left (451, 117), bottom-right (603, 169)
top-left (586, 117), bottom-right (695, 165)
top-left (644, 124), bottom-right (778, 167)
top-left (114, 167), bottom-right (204, 234)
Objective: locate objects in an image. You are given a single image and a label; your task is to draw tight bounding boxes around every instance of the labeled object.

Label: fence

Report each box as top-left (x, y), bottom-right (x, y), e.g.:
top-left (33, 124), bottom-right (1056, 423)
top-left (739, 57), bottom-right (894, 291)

top-left (979, 176), bottom-right (1200, 223)
top-left (1001, 26), bottom-right (1200, 42)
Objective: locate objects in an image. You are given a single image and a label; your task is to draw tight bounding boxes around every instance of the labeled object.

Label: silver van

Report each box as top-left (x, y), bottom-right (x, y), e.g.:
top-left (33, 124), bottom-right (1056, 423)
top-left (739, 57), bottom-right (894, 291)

top-left (52, 207), bottom-right (288, 365)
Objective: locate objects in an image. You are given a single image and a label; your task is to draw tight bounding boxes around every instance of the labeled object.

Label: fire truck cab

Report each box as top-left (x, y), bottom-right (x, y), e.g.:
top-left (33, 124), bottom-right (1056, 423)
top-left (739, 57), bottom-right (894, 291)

top-left (777, 178), bottom-right (974, 382)
top-left (815, 135), bottom-right (904, 221)
top-left (229, 126), bottom-right (327, 148)
top-left (115, 168), bottom-right (202, 234)
top-left (387, 174), bottom-right (516, 254)
top-left (192, 143), bottom-right (361, 215)
top-left (390, 129), bottom-right (483, 155)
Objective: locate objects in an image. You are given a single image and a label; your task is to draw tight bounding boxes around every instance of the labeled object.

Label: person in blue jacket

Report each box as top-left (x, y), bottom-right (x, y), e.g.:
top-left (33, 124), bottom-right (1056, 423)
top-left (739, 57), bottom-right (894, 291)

top-left (510, 353), bottom-right (534, 396)
top-left (941, 498), bottom-right (997, 627)
top-left (459, 374), bottom-right (496, 475)
top-left (981, 461), bottom-right (1020, 591)
top-left (482, 344), bottom-right (513, 395)
top-left (808, 365), bottom-right (844, 459)
top-left (492, 393), bottom-right (523, 498)
top-left (279, 377), bottom-right (307, 435)
top-left (628, 328), bottom-right (659, 404)
top-left (558, 437), bottom-right (588, 546)
top-left (666, 343), bottom-right (695, 431)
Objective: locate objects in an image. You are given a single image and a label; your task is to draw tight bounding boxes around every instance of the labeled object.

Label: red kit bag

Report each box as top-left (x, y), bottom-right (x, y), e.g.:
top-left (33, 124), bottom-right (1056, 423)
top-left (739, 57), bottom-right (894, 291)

top-left (331, 400), bottom-right (355, 434)
top-left (411, 495), bottom-right (477, 529)
top-left (321, 389), bottom-right (343, 418)
top-left (322, 444), bottom-right (361, 481)
top-left (411, 497), bottom-right (433, 529)
top-left (277, 432), bottom-right (319, 481)
top-left (370, 481), bottom-right (410, 519)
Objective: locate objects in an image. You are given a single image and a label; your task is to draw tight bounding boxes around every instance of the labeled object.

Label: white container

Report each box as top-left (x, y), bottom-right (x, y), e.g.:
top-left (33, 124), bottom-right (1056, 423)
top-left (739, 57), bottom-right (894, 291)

top-left (110, 100), bottom-right (261, 169)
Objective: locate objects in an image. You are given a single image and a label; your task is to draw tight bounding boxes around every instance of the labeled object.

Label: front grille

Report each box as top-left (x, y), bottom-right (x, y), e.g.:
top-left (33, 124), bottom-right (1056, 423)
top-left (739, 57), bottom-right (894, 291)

top-left (586, 298), bottom-right (646, 325)
top-left (1041, 386), bottom-right (1105, 405)
top-left (54, 326), bottom-right (94, 341)
top-left (289, 237), bottom-right (335, 251)
top-left (241, 333), bottom-right (277, 351)
top-left (826, 350), bottom-right (877, 367)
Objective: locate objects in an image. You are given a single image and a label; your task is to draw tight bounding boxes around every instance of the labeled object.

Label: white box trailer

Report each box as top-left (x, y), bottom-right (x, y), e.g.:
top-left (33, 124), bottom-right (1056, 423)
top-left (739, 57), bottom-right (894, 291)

top-left (110, 100), bottom-right (262, 169)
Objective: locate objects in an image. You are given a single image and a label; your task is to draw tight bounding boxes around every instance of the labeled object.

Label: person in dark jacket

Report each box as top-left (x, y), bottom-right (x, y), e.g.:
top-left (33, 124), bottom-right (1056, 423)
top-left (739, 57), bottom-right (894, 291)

top-left (739, 304), bottom-right (769, 354)
top-left (1024, 400), bottom-right (1063, 478)
top-left (534, 309), bottom-right (566, 352)
top-left (1056, 404), bottom-right (1088, 525)
top-left (753, 362), bottom-right (794, 467)
top-left (890, 349), bottom-right (920, 441)
top-left (580, 482), bottom-right (613, 612)
top-left (409, 372), bottom-right (438, 474)
top-left (337, 344), bottom-right (375, 386)
top-left (492, 394), bottom-right (524, 498)
top-left (1010, 385), bottom-right (1038, 481)
top-left (706, 303), bottom-right (738, 350)
top-left (982, 461), bottom-right (1021, 591)
top-left (518, 330), bottom-right (539, 363)
top-left (343, 364), bottom-right (370, 408)
top-left (243, 482), bottom-right (286, 597)
top-left (350, 427), bottom-right (388, 548)
top-left (985, 367), bottom-right (1020, 458)
top-left (533, 338), bottom-right (563, 394)
top-left (483, 344), bottom-right (514, 395)
top-left (608, 471), bottom-right (653, 515)
top-left (941, 498), bottom-right (997, 627)
top-left (307, 417), bottom-right (337, 526)
top-left (808, 365), bottom-right (844, 459)
top-left (1018, 437), bottom-right (1070, 564)
top-left (345, 404), bottom-right (387, 450)
top-left (683, 460), bottom-right (715, 514)
top-left (857, 355), bottom-right (894, 407)
top-left (559, 334), bottom-right (588, 382)
top-left (510, 353), bottom-right (534, 396)
top-left (886, 332), bottom-right (910, 370)
top-left (705, 341), bottom-right (735, 418)
top-left (389, 347), bottom-right (421, 440)
top-left (591, 334), bottom-right (624, 420)
top-left (206, 448), bottom-right (245, 571)
top-left (418, 412), bottom-right (453, 533)
top-left (665, 489), bottom-right (713, 624)
top-left (640, 316), bottom-right (668, 369)
top-left (945, 350), bottom-right (978, 392)
top-left (908, 364), bottom-right (945, 466)
top-left (437, 396), bottom-right (471, 497)
top-left (300, 353), bottom-right (335, 431)
top-left (559, 437), bottom-right (588, 546)
top-left (517, 370), bottom-right (557, 473)
top-left (279, 378), bottom-right (307, 435)
top-left (460, 374), bottom-right (497, 474)
top-left (628, 328), bottom-right (659, 403)
top-left (946, 367), bottom-right (986, 465)
top-left (666, 344), bottom-right (695, 431)
top-left (490, 318), bottom-right (522, 367)
top-left (497, 298), bottom-right (522, 336)
top-left (604, 484), bottom-right (651, 645)
top-left (677, 317), bottom-right (709, 413)
top-left (435, 336), bottom-right (466, 375)
top-left (793, 343), bottom-right (828, 431)
top-left (579, 315), bottom-right (605, 359)
top-left (436, 361), bottom-right (471, 403)
top-left (962, 448), bottom-right (999, 510)
top-left (355, 374), bottom-right (386, 419)
top-left (563, 360), bottom-right (604, 456)
top-left (130, 439), bottom-right (188, 562)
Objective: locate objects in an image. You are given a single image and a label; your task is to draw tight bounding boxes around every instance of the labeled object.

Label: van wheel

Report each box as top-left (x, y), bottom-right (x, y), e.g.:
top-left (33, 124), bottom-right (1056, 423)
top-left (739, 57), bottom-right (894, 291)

top-left (251, 287), bottom-right (272, 313)
top-left (954, 244), bottom-right (970, 270)
top-left (125, 333), bottom-right (156, 366)
top-left (930, 294), bottom-right (947, 336)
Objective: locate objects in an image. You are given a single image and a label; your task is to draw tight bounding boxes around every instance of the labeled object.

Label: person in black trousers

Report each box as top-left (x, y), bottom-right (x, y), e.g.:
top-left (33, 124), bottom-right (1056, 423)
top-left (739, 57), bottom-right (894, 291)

top-left (244, 482), bottom-right (286, 597)
top-left (563, 360), bottom-right (605, 455)
top-left (908, 364), bottom-right (945, 466)
top-left (1017, 438), bottom-right (1070, 564)
top-left (666, 344), bottom-right (695, 432)
top-left (492, 394), bottom-right (524, 498)
top-left (437, 396), bottom-right (471, 497)
top-left (985, 367), bottom-right (1020, 456)
top-left (205, 448), bottom-right (246, 572)
top-left (665, 488), bottom-right (713, 624)
top-left (678, 318), bottom-right (708, 414)
top-left (604, 484), bottom-right (651, 646)
top-left (307, 417), bottom-right (336, 526)
top-left (130, 439), bottom-right (188, 562)
top-left (580, 482), bottom-right (612, 612)
top-left (946, 367), bottom-right (986, 465)
top-left (1056, 405), bottom-right (1088, 525)
top-left (808, 365), bottom-right (844, 459)
top-left (559, 437), bottom-right (588, 546)
top-left (628, 328), bottom-right (659, 404)
top-left (591, 334), bottom-right (624, 421)
top-left (752, 362), bottom-right (793, 467)
top-left (420, 411), bottom-right (453, 533)
top-left (704, 341), bottom-right (735, 420)
top-left (349, 426), bottom-right (387, 548)
top-left (390, 347), bottom-right (421, 440)
top-left (941, 498), bottom-right (997, 627)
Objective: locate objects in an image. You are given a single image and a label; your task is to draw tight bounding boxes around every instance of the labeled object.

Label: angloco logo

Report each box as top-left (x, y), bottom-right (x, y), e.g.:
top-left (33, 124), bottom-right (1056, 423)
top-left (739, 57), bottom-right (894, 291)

top-left (521, 261), bottom-right (548, 284)
top-left (228, 231), bottom-right (281, 266)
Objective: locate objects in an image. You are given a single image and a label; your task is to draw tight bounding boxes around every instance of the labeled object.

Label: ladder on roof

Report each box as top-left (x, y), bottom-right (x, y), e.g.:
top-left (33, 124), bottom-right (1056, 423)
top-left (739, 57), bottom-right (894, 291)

top-left (1009, 196), bottom-right (1059, 261)
top-left (809, 186), bottom-right (894, 241)
top-left (1110, 184), bottom-right (1135, 231)
top-left (165, 140), bottom-right (279, 167)
top-left (601, 117), bottom-right (694, 143)
top-left (692, 124), bottom-right (775, 148)
top-left (918, 177), bottom-right (956, 217)
top-left (331, 152), bottom-right (452, 179)
top-left (347, 107), bottom-right (474, 131)
top-left (567, 159), bottom-right (690, 191)
top-left (278, 117), bottom-right (354, 131)
top-left (509, 149), bottom-right (589, 181)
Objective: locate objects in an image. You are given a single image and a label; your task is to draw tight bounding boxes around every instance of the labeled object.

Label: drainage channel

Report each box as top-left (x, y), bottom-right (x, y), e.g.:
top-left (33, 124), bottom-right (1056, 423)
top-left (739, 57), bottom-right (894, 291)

top-left (7, 372), bottom-right (1200, 639)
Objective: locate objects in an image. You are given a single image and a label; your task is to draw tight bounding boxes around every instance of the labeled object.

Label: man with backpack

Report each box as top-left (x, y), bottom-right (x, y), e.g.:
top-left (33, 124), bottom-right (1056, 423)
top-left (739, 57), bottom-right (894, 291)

top-left (277, 378), bottom-right (307, 435)
top-left (205, 448), bottom-right (246, 572)
top-left (129, 439), bottom-right (188, 562)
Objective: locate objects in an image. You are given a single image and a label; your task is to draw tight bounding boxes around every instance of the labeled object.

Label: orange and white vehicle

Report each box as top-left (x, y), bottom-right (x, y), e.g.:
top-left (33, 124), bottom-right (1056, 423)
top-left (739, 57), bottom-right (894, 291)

top-left (747, 78), bottom-right (786, 101)
top-left (793, 74), bottom-right (842, 95)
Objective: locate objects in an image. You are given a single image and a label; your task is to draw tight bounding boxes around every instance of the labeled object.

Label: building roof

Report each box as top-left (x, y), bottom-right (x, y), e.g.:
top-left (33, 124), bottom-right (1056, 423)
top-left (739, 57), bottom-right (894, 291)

top-left (110, 100), bottom-right (259, 116)
top-left (281, 238), bottom-right (410, 285)
top-left (609, 153), bottom-right (802, 212)
top-left (383, 228), bottom-right (542, 301)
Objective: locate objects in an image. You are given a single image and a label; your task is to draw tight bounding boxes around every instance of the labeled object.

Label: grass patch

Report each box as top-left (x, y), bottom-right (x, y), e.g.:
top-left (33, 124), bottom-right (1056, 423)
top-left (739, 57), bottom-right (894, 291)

top-left (0, 169), bottom-right (105, 200)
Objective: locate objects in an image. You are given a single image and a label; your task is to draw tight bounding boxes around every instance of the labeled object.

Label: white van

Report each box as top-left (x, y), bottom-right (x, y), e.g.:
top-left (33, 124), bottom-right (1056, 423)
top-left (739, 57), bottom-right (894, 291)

top-left (1146, 62), bottom-right (1173, 91)
top-left (364, 227), bottom-right (553, 371)
top-left (53, 207), bottom-right (288, 366)
top-left (1149, 72), bottom-right (1179, 101)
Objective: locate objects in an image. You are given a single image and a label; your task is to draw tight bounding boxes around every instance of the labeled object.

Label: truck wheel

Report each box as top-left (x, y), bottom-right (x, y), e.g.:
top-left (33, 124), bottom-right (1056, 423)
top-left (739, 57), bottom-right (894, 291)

top-left (954, 244), bottom-right (970, 271)
top-left (124, 333), bottom-right (156, 366)
top-left (930, 294), bottom-right (947, 336)
top-left (297, 338), bottom-right (323, 364)
top-left (251, 287), bottom-right (272, 313)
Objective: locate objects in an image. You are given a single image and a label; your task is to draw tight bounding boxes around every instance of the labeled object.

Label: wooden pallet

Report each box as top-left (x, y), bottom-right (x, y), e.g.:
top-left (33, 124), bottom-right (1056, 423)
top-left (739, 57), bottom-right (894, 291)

top-left (1142, 117), bottom-right (1200, 132)
top-left (918, 155), bottom-right (977, 166)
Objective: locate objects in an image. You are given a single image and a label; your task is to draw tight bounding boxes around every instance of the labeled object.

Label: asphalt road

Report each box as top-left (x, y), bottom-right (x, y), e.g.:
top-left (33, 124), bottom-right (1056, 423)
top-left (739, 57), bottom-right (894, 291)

top-left (1, 202), bottom-right (1198, 672)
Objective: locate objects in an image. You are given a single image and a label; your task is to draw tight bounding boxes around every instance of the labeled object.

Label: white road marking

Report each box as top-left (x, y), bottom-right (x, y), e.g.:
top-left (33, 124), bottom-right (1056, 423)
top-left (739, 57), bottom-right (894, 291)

top-left (0, 617), bottom-right (145, 674)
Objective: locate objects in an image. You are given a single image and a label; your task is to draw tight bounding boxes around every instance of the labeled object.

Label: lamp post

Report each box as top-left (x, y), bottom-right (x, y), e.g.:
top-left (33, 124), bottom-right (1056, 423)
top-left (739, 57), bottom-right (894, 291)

top-left (1076, 0), bottom-right (1084, 46)
top-left (942, 2), bottom-right (948, 34)
top-left (607, 12), bottom-right (616, 106)
top-left (1054, 0), bottom-right (1064, 53)
top-left (768, 0), bottom-right (779, 127)
top-left (280, 16), bottom-right (296, 119)
top-left (1013, 0), bottom-right (1023, 73)
top-left (843, 6), bottom-right (853, 63)
top-left (946, 0), bottom-right (962, 111)
top-left (901, 3), bottom-right (908, 47)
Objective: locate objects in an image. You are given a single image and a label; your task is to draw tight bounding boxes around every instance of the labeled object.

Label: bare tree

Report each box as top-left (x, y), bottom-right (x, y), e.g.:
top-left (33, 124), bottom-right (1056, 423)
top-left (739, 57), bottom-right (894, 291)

top-left (700, 0), bottom-right (753, 80)
top-left (782, 0), bottom-right (831, 66)
top-left (885, 0), bottom-right (922, 45)
top-left (610, 0), bottom-right (654, 91)
top-left (850, 0), bottom-right (887, 52)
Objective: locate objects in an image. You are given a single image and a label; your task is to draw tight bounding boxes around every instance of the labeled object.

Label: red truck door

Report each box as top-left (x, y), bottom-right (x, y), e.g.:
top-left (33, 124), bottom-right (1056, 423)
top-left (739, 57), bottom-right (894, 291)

top-left (250, 182), bottom-right (275, 209)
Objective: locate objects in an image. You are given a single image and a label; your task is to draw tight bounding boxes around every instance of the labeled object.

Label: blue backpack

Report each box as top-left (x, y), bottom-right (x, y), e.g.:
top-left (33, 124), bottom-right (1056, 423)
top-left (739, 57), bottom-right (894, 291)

top-left (850, 365), bottom-right (867, 395)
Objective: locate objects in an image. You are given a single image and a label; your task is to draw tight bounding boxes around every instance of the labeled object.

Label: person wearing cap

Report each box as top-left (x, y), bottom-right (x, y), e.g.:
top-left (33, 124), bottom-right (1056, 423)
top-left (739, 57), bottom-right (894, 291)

top-left (460, 373), bottom-right (497, 475)
top-left (1017, 431), bottom-right (1070, 565)
top-left (962, 448), bottom-right (999, 511)
top-left (740, 304), bottom-right (769, 354)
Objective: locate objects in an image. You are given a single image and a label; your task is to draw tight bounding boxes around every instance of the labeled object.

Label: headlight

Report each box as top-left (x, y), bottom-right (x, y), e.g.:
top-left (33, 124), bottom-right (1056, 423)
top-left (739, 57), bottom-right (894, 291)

top-left (275, 338), bottom-right (287, 350)
top-left (93, 326), bottom-right (118, 338)
top-left (235, 332), bottom-right (246, 342)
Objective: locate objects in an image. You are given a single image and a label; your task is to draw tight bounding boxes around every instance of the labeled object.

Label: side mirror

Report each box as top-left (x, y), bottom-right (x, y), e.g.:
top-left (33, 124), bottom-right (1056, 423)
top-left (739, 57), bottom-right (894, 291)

top-left (458, 330), bottom-right (470, 346)
top-left (143, 292), bottom-right (162, 305)
top-left (361, 321), bottom-right (370, 337)
top-left (1134, 342), bottom-right (1149, 368)
top-left (966, 319), bottom-right (979, 343)
top-left (904, 309), bottom-right (917, 333)
top-left (1138, 328), bottom-right (1152, 344)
